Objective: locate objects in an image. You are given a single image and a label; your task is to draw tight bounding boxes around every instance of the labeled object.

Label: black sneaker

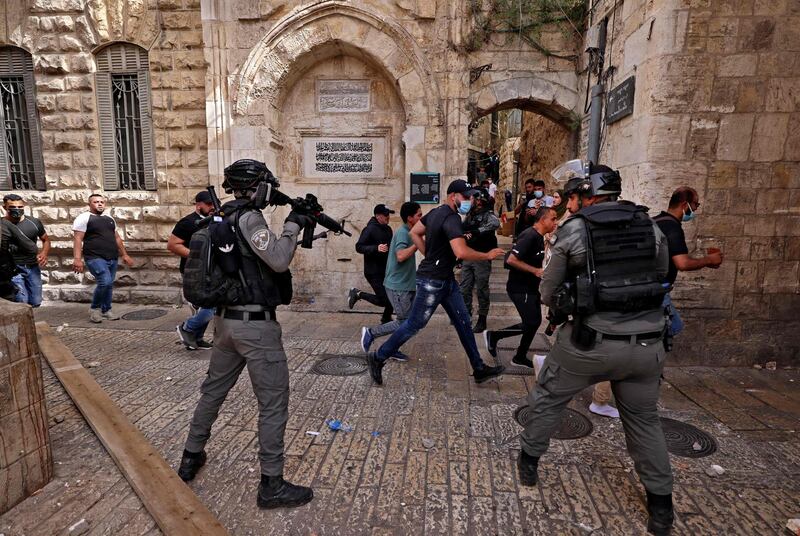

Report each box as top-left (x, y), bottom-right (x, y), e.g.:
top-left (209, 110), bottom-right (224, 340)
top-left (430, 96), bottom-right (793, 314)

top-left (257, 475), bottom-right (313, 509)
top-left (517, 450), bottom-right (539, 486)
top-left (646, 491), bottom-right (674, 536)
top-left (176, 324), bottom-right (198, 350)
top-left (196, 339), bottom-right (213, 350)
top-left (512, 354), bottom-right (534, 368)
top-left (366, 351), bottom-right (384, 385)
top-left (348, 288), bottom-right (360, 310)
top-left (178, 449), bottom-right (206, 481)
top-left (473, 364), bottom-right (505, 384)
top-left (483, 330), bottom-right (499, 358)
top-left (472, 315), bottom-right (487, 333)
top-left (390, 350), bottom-right (409, 362)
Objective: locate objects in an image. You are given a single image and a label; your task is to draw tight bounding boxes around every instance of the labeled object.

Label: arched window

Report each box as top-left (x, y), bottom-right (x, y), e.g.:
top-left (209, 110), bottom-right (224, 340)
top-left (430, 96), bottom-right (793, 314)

top-left (95, 43), bottom-right (156, 190)
top-left (0, 46), bottom-right (45, 190)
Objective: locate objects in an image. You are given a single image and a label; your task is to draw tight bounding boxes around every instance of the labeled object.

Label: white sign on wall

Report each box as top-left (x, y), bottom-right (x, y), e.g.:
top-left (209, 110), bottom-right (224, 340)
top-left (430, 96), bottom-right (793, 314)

top-left (302, 137), bottom-right (385, 178)
top-left (318, 80), bottom-right (370, 112)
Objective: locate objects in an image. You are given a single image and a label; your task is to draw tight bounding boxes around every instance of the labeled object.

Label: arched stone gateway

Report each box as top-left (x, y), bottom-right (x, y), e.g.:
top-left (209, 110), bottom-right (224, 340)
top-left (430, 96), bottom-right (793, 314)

top-left (468, 74), bottom-right (580, 127)
top-left (233, 1), bottom-right (444, 127)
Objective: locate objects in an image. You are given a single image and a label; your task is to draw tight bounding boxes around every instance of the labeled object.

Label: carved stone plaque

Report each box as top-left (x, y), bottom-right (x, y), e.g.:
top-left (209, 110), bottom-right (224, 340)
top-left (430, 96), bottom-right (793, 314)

top-left (303, 137), bottom-right (385, 178)
top-left (318, 80), bottom-right (370, 112)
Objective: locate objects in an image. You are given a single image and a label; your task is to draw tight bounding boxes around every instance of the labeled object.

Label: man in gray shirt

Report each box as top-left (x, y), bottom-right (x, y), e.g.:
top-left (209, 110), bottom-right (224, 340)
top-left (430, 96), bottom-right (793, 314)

top-left (518, 164), bottom-right (673, 536)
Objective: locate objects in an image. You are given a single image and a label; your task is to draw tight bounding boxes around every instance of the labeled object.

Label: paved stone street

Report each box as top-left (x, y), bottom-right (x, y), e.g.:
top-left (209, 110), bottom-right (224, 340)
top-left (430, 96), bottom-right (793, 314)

top-left (1, 303), bottom-right (799, 535)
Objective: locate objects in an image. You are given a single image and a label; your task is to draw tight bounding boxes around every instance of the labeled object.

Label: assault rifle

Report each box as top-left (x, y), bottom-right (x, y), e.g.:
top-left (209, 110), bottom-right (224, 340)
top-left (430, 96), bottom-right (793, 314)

top-left (202, 183), bottom-right (351, 249)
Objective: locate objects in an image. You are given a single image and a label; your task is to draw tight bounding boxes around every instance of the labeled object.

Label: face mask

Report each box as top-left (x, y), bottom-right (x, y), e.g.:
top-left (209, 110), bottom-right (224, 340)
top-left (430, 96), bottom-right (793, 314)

top-left (8, 208), bottom-right (24, 219)
top-left (682, 205), bottom-right (695, 222)
top-left (457, 200), bottom-right (472, 215)
top-left (533, 191), bottom-right (544, 199)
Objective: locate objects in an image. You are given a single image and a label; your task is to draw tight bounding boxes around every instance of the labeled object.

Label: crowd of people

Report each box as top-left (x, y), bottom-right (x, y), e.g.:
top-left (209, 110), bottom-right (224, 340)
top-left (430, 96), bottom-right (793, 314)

top-left (0, 159), bottom-right (724, 534)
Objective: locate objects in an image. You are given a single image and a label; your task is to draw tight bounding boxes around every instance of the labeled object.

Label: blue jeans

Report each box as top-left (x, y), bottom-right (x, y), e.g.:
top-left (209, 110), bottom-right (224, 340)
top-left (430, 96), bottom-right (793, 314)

top-left (12, 265), bottom-right (42, 307)
top-left (375, 276), bottom-right (487, 371)
top-left (184, 307), bottom-right (215, 339)
top-left (663, 292), bottom-right (684, 336)
top-left (86, 258), bottom-right (118, 313)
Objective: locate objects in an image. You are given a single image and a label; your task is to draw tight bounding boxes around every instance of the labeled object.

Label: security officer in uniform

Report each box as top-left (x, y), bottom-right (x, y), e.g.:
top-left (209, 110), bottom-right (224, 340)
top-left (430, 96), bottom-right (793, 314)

top-left (460, 188), bottom-right (500, 333)
top-left (178, 159), bottom-right (313, 509)
top-left (517, 162), bottom-right (674, 535)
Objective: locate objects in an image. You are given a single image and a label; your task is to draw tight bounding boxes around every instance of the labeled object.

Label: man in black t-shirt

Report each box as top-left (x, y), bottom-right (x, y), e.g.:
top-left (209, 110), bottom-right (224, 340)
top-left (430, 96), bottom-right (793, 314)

top-left (365, 179), bottom-right (506, 386)
top-left (654, 187), bottom-right (722, 337)
top-left (3, 194), bottom-right (50, 307)
top-left (168, 191), bottom-right (215, 350)
top-left (484, 207), bottom-right (557, 367)
top-left (73, 194), bottom-right (134, 323)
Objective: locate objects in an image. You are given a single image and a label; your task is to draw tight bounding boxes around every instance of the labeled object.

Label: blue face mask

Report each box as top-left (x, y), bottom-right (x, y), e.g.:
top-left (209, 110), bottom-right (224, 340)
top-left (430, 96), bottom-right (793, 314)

top-left (533, 190), bottom-right (544, 199)
top-left (457, 200), bottom-right (472, 215)
top-left (682, 206), bottom-right (695, 222)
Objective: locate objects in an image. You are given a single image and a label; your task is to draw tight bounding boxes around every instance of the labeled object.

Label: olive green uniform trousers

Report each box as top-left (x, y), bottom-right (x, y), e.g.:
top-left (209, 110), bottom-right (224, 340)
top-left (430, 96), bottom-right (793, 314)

top-left (185, 314), bottom-right (289, 476)
top-left (521, 322), bottom-right (672, 495)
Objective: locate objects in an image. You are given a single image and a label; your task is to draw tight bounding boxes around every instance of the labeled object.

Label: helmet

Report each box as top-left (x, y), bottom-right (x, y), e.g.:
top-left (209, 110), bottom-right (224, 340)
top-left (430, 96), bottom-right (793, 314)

top-left (472, 188), bottom-right (492, 204)
top-left (222, 159), bottom-right (279, 192)
top-left (586, 164), bottom-right (622, 197)
top-left (553, 159), bottom-right (621, 198)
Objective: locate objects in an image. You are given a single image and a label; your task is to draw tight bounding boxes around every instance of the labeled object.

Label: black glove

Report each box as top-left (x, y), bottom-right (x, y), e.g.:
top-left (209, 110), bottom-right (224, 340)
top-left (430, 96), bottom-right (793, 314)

top-left (285, 210), bottom-right (312, 229)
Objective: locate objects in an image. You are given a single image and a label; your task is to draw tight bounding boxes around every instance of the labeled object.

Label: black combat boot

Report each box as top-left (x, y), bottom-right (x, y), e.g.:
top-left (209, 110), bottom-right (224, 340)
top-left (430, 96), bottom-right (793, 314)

top-left (177, 449), bottom-right (206, 481)
top-left (472, 314), bottom-right (487, 333)
top-left (517, 450), bottom-right (539, 486)
top-left (646, 490), bottom-right (674, 535)
top-left (257, 475), bottom-right (313, 509)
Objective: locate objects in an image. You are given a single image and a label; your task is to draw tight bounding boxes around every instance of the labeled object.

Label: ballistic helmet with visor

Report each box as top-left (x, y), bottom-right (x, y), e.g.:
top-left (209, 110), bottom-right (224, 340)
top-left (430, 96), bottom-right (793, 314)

top-left (472, 188), bottom-right (492, 204)
top-left (222, 159), bottom-right (279, 193)
top-left (552, 159), bottom-right (622, 198)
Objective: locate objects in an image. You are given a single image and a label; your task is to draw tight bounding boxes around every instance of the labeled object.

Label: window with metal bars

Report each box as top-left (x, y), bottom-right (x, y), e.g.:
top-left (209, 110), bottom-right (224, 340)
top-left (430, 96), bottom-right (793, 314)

top-left (0, 47), bottom-right (45, 191)
top-left (95, 43), bottom-right (155, 191)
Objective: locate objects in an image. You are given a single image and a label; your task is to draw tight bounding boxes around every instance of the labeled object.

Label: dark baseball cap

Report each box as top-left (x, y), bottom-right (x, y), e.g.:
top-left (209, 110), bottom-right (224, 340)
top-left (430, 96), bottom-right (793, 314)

top-left (373, 204), bottom-right (395, 216)
top-left (195, 190), bottom-right (212, 203)
top-left (446, 179), bottom-right (478, 196)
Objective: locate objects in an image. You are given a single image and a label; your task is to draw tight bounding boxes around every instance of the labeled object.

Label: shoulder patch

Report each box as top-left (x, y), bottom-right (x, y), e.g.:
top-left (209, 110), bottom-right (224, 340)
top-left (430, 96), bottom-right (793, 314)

top-left (250, 229), bottom-right (270, 251)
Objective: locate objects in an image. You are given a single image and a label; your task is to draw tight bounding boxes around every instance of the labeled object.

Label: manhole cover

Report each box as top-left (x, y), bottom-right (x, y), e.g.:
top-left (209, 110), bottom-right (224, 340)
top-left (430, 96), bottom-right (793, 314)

top-left (121, 309), bottom-right (168, 321)
top-left (513, 406), bottom-right (593, 440)
top-left (311, 355), bottom-right (368, 376)
top-left (660, 417), bottom-right (717, 458)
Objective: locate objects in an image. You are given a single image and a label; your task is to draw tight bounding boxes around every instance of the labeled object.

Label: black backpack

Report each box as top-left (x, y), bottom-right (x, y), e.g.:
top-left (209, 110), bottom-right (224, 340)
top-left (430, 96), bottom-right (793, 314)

top-left (182, 211), bottom-right (293, 308)
top-left (182, 217), bottom-right (248, 309)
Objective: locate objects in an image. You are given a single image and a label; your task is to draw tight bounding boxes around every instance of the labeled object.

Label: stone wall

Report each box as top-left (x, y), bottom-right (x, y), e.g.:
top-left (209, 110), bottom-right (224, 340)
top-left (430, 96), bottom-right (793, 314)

top-left (203, 0), bottom-right (581, 300)
top-left (589, 0), bottom-right (799, 365)
top-left (0, 301), bottom-right (52, 514)
top-left (0, 0), bottom-right (209, 305)
top-left (518, 111), bottom-right (574, 187)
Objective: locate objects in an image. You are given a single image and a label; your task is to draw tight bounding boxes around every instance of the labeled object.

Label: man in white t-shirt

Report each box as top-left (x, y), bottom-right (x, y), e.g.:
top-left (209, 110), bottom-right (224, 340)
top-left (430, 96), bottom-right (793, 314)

top-left (72, 194), bottom-right (134, 323)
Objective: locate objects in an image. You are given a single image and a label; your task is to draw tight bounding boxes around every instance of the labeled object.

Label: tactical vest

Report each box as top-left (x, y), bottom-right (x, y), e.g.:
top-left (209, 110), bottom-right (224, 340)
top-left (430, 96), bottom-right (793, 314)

top-left (229, 206), bottom-right (284, 308)
top-left (571, 202), bottom-right (667, 313)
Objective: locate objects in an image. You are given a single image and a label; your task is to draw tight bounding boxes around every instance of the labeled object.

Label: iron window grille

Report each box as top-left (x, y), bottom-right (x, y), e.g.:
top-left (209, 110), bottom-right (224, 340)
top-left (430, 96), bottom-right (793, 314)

top-left (0, 47), bottom-right (45, 191)
top-left (95, 43), bottom-right (156, 191)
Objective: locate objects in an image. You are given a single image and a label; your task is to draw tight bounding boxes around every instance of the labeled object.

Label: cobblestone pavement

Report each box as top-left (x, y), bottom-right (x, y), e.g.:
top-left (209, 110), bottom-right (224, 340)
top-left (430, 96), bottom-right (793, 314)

top-left (1, 304), bottom-right (799, 535)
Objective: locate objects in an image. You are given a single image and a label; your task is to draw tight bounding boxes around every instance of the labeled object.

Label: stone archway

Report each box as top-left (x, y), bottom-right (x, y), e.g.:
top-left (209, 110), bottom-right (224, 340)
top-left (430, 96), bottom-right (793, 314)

top-left (233, 1), bottom-right (443, 127)
top-left (468, 74), bottom-right (580, 127)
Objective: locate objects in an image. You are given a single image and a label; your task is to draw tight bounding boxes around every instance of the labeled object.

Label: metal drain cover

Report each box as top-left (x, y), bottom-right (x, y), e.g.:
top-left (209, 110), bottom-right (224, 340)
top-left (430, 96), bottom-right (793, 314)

top-left (121, 309), bottom-right (168, 321)
top-left (660, 417), bottom-right (717, 458)
top-left (513, 406), bottom-right (593, 440)
top-left (311, 355), bottom-right (368, 376)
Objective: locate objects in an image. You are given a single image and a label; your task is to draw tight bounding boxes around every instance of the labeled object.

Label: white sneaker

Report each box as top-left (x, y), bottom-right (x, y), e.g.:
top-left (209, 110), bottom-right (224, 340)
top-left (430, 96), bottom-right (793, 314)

top-left (589, 402), bottom-right (620, 419)
top-left (533, 354), bottom-right (546, 377)
top-left (102, 309), bottom-right (121, 320)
